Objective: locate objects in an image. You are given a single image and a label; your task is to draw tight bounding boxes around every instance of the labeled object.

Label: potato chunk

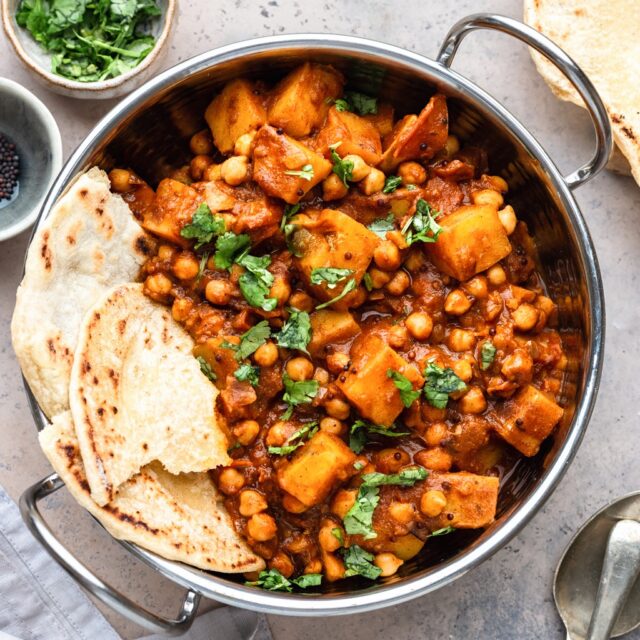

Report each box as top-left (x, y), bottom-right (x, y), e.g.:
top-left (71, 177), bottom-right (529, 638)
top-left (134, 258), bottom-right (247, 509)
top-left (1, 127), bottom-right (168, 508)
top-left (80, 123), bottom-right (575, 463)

top-left (364, 102), bottom-right (395, 137)
top-left (426, 204), bottom-right (512, 281)
top-left (252, 125), bottom-right (332, 204)
top-left (423, 472), bottom-right (499, 529)
top-left (380, 94), bottom-right (448, 171)
top-left (315, 106), bottom-right (382, 165)
top-left (205, 79), bottom-right (267, 155)
top-left (308, 310), bottom-right (361, 356)
top-left (277, 432), bottom-right (356, 507)
top-left (141, 178), bottom-right (201, 246)
top-left (337, 334), bottom-right (424, 426)
top-left (267, 63), bottom-right (344, 138)
top-left (293, 208), bottom-right (380, 301)
top-left (494, 385), bottom-right (564, 457)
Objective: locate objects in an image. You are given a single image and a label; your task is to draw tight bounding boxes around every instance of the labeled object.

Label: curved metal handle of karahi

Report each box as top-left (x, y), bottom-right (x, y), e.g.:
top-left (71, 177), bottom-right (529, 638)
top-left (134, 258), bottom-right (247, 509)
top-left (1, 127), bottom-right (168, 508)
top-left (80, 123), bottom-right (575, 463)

top-left (19, 473), bottom-right (201, 636)
top-left (436, 13), bottom-right (613, 190)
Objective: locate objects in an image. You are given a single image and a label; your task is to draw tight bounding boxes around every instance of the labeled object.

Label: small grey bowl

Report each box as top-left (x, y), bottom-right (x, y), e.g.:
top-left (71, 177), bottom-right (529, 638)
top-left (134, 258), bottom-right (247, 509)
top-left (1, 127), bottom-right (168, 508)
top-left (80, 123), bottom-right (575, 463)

top-left (0, 78), bottom-right (62, 242)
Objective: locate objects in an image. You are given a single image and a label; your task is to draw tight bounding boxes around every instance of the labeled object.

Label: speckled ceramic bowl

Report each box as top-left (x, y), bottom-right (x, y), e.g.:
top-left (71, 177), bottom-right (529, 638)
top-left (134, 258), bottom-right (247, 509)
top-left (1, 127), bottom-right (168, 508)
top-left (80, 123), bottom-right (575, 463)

top-left (0, 78), bottom-right (62, 242)
top-left (1, 0), bottom-right (177, 100)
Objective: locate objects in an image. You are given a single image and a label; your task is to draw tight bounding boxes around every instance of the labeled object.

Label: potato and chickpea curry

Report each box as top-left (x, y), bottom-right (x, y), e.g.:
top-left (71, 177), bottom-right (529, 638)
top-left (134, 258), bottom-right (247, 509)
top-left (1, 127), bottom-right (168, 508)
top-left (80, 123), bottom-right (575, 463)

top-left (108, 62), bottom-right (566, 590)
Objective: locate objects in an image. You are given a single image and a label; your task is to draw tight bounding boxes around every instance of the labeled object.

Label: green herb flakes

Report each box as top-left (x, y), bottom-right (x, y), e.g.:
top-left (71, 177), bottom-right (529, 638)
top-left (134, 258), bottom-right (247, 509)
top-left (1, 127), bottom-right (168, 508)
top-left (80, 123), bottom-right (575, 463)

top-left (310, 267), bottom-right (355, 289)
top-left (423, 362), bottom-right (467, 409)
top-left (214, 232), bottom-right (251, 270)
top-left (180, 203), bottom-right (225, 249)
top-left (387, 369), bottom-right (421, 408)
top-left (382, 175), bottom-right (402, 194)
top-left (196, 356), bottom-right (216, 382)
top-left (341, 545), bottom-right (382, 580)
top-left (480, 341), bottom-right (497, 370)
top-left (367, 213), bottom-right (396, 239)
top-left (430, 526), bottom-right (456, 537)
top-left (234, 363), bottom-right (260, 387)
top-left (268, 422), bottom-right (318, 456)
top-left (236, 321), bottom-right (272, 361)
top-left (402, 199), bottom-right (442, 246)
top-left (245, 568), bottom-right (322, 591)
top-left (284, 164), bottom-right (314, 181)
top-left (330, 147), bottom-right (354, 187)
top-left (281, 373), bottom-right (319, 419)
top-left (276, 309), bottom-right (312, 354)
top-left (315, 278), bottom-right (356, 310)
top-left (348, 420), bottom-right (409, 454)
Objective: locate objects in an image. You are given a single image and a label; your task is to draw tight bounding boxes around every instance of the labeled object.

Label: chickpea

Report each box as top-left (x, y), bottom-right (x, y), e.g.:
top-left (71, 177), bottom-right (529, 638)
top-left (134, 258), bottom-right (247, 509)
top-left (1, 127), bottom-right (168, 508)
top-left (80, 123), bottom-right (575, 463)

top-left (360, 167), bottom-right (385, 195)
top-left (282, 493), bottom-right (308, 514)
top-left (486, 264), bottom-right (507, 286)
top-left (144, 273), bottom-right (172, 300)
top-left (512, 303), bottom-right (539, 331)
top-left (220, 155), bottom-right (249, 186)
top-left (444, 289), bottom-right (473, 316)
top-left (388, 324), bottom-right (409, 349)
top-left (451, 359), bottom-right (473, 383)
top-left (247, 513), bottom-right (277, 542)
top-left (218, 468), bottom-right (245, 495)
top-left (374, 553), bottom-right (404, 577)
top-left (374, 241), bottom-right (402, 271)
top-left (471, 189), bottom-right (503, 208)
top-left (319, 523), bottom-right (342, 552)
top-left (239, 489), bottom-right (268, 517)
top-left (375, 448), bottom-right (410, 474)
top-left (460, 387), bottom-right (487, 414)
top-left (386, 271), bottom-right (411, 296)
top-left (326, 352), bottom-right (351, 374)
top-left (205, 279), bottom-right (233, 306)
top-left (109, 168), bottom-right (133, 193)
top-left (501, 349), bottom-right (534, 383)
top-left (487, 174), bottom-right (509, 192)
top-left (270, 552), bottom-right (294, 578)
top-left (405, 311), bottom-right (433, 341)
top-left (157, 244), bottom-right (175, 261)
top-left (190, 154), bottom-right (213, 180)
top-left (414, 447), bottom-right (453, 471)
top-left (269, 277), bottom-right (291, 307)
top-left (463, 275), bottom-right (488, 299)
top-left (320, 417), bottom-right (344, 435)
top-left (389, 501), bottom-right (415, 525)
top-left (233, 420), bottom-right (260, 446)
top-left (387, 229), bottom-right (409, 250)
top-left (398, 161), bottom-right (427, 185)
top-left (289, 291), bottom-right (314, 312)
top-left (254, 341), bottom-right (279, 367)
top-left (203, 163), bottom-right (222, 182)
top-left (323, 173), bottom-right (349, 201)
top-left (369, 267), bottom-right (391, 289)
top-left (443, 134), bottom-right (460, 157)
top-left (425, 422), bottom-right (448, 447)
top-left (190, 130), bottom-right (214, 155)
top-left (498, 205), bottom-right (517, 235)
top-left (343, 154), bottom-right (371, 181)
top-left (266, 421), bottom-right (290, 447)
top-left (234, 131), bottom-right (257, 157)
top-left (173, 253), bottom-right (200, 280)
top-left (447, 328), bottom-right (476, 352)
top-left (172, 297), bottom-right (192, 322)
top-left (332, 489), bottom-right (357, 518)
top-left (323, 552), bottom-right (346, 582)
top-left (286, 357), bottom-right (314, 381)
top-left (420, 490), bottom-right (447, 517)
top-left (313, 367), bottom-right (330, 385)
top-left (325, 398), bottom-right (351, 420)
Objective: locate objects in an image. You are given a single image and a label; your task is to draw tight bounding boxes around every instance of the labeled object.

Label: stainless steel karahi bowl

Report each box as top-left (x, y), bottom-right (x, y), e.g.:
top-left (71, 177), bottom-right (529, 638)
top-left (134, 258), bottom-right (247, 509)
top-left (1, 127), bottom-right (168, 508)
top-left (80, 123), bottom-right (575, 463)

top-left (19, 14), bottom-right (611, 635)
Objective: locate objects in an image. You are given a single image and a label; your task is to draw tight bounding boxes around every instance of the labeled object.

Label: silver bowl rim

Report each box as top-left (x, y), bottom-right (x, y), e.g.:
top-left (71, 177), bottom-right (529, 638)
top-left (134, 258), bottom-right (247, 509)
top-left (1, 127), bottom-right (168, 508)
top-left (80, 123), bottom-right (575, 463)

top-left (26, 33), bottom-right (605, 615)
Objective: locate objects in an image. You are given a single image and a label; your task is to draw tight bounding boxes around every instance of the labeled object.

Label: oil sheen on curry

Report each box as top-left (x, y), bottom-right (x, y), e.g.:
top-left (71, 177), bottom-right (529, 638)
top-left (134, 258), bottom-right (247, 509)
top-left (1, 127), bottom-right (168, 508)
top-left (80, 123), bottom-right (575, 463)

top-left (109, 63), bottom-right (566, 590)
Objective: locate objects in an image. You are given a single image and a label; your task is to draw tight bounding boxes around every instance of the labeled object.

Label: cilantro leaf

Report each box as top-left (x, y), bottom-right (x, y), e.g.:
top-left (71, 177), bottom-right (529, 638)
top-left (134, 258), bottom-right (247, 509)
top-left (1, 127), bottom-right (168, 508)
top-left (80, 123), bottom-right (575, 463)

top-left (237, 253), bottom-right (277, 311)
top-left (276, 309), bottom-right (312, 354)
top-left (341, 545), bottom-right (382, 580)
top-left (332, 528), bottom-right (344, 545)
top-left (284, 164), bottom-right (314, 181)
top-left (268, 422), bottom-right (318, 456)
top-left (180, 203), bottom-right (225, 249)
top-left (310, 267), bottom-right (355, 289)
top-left (281, 373), bottom-right (319, 419)
top-left (292, 574), bottom-right (322, 588)
top-left (214, 232), bottom-right (251, 269)
top-left (280, 203), bottom-right (301, 232)
top-left (367, 214), bottom-right (395, 239)
top-left (315, 278), bottom-right (357, 310)
top-left (196, 356), bottom-right (216, 382)
top-left (234, 363), bottom-right (260, 387)
top-left (334, 98), bottom-right (350, 112)
top-left (480, 341), bottom-right (497, 370)
top-left (344, 91), bottom-right (378, 116)
top-left (387, 369), bottom-right (421, 408)
top-left (360, 467), bottom-right (428, 488)
top-left (330, 147), bottom-right (354, 187)
top-left (423, 362), bottom-right (467, 409)
top-left (245, 568), bottom-right (292, 592)
top-left (236, 321), bottom-right (272, 361)
top-left (348, 420), bottom-right (409, 454)
top-left (363, 272), bottom-right (373, 291)
top-left (430, 526), bottom-right (456, 537)
top-left (402, 199), bottom-right (442, 246)
top-left (195, 251), bottom-right (209, 284)
top-left (382, 175), bottom-right (402, 194)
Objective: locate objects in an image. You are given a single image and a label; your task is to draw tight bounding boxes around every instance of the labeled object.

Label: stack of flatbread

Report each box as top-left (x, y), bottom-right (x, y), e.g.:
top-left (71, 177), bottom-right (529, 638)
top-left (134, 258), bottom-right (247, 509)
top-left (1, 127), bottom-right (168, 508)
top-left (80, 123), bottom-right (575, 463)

top-left (11, 168), bottom-right (264, 573)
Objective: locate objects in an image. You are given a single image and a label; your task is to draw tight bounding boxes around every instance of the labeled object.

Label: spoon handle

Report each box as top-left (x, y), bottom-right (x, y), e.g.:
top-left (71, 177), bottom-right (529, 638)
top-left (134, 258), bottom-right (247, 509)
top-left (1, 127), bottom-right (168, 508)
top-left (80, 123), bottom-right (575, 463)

top-left (586, 519), bottom-right (640, 640)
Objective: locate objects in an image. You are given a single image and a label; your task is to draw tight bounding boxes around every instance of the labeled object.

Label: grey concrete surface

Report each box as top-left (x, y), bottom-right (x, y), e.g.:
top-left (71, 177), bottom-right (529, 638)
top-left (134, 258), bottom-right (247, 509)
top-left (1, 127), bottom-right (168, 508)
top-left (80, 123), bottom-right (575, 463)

top-left (1, 0), bottom-right (640, 638)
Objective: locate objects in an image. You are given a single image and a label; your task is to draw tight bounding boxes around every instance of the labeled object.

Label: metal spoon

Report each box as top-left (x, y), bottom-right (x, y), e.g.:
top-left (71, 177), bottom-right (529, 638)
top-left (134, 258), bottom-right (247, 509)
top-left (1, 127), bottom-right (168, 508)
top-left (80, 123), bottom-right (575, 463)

top-left (554, 491), bottom-right (640, 640)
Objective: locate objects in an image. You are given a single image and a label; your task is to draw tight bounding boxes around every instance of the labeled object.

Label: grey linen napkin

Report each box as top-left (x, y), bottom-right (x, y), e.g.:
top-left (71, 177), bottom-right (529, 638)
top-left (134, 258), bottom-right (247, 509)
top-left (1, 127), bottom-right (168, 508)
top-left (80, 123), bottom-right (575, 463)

top-left (0, 484), bottom-right (272, 640)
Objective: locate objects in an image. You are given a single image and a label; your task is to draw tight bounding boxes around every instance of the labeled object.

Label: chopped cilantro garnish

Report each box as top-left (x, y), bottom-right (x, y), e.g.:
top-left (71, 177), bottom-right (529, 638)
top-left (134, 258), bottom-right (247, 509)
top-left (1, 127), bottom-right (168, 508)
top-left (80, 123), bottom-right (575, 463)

top-left (276, 309), bottom-right (312, 354)
top-left (214, 232), bottom-right (251, 270)
top-left (195, 251), bottom-right (210, 284)
top-left (284, 164), bottom-right (314, 181)
top-left (348, 420), bottom-right (410, 454)
top-left (382, 175), bottom-right (402, 194)
top-left (236, 321), bottom-right (272, 361)
top-left (310, 267), bottom-right (355, 289)
top-left (196, 356), bottom-right (216, 382)
top-left (180, 203), bottom-right (225, 249)
top-left (402, 199), bottom-right (442, 245)
top-left (480, 341), bottom-right (497, 370)
top-left (405, 184), bottom-right (417, 191)
top-left (367, 214), bottom-right (395, 239)
top-left (332, 527), bottom-right (345, 545)
top-left (344, 91), bottom-right (378, 116)
top-left (292, 573), bottom-right (322, 588)
top-left (315, 278), bottom-right (356, 310)
top-left (334, 98), bottom-right (350, 112)
top-left (430, 526), bottom-right (456, 537)
top-left (423, 362), bottom-right (467, 409)
top-left (268, 422), bottom-right (318, 456)
top-left (237, 253), bottom-right (278, 311)
top-left (330, 147), bottom-right (354, 187)
top-left (387, 369), bottom-right (421, 407)
top-left (280, 203), bottom-right (301, 232)
top-left (281, 373), bottom-right (319, 419)
top-left (363, 272), bottom-right (373, 291)
top-left (245, 568), bottom-right (322, 591)
top-left (341, 545), bottom-right (382, 580)
top-left (234, 363), bottom-right (260, 387)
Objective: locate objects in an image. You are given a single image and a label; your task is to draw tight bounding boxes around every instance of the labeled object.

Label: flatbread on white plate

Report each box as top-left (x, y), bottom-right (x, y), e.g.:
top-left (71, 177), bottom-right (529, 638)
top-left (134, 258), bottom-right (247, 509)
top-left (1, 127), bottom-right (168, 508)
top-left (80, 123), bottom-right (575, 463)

top-left (524, 0), bottom-right (640, 184)
top-left (39, 412), bottom-right (264, 573)
top-left (11, 168), bottom-right (154, 419)
top-left (69, 283), bottom-right (231, 506)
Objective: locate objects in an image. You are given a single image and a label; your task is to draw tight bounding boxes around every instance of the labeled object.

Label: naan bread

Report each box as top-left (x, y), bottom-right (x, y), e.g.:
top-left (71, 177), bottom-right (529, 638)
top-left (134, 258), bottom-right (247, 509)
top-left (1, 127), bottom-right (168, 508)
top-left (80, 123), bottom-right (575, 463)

top-left (524, 0), bottom-right (640, 184)
top-left (70, 283), bottom-right (230, 506)
top-left (39, 413), bottom-right (264, 573)
top-left (11, 168), bottom-right (153, 419)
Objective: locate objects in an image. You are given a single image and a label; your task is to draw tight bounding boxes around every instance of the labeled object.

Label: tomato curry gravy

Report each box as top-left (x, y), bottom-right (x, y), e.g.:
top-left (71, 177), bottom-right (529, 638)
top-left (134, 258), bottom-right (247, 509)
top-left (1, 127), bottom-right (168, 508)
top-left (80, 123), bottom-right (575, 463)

top-left (109, 63), bottom-right (566, 589)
